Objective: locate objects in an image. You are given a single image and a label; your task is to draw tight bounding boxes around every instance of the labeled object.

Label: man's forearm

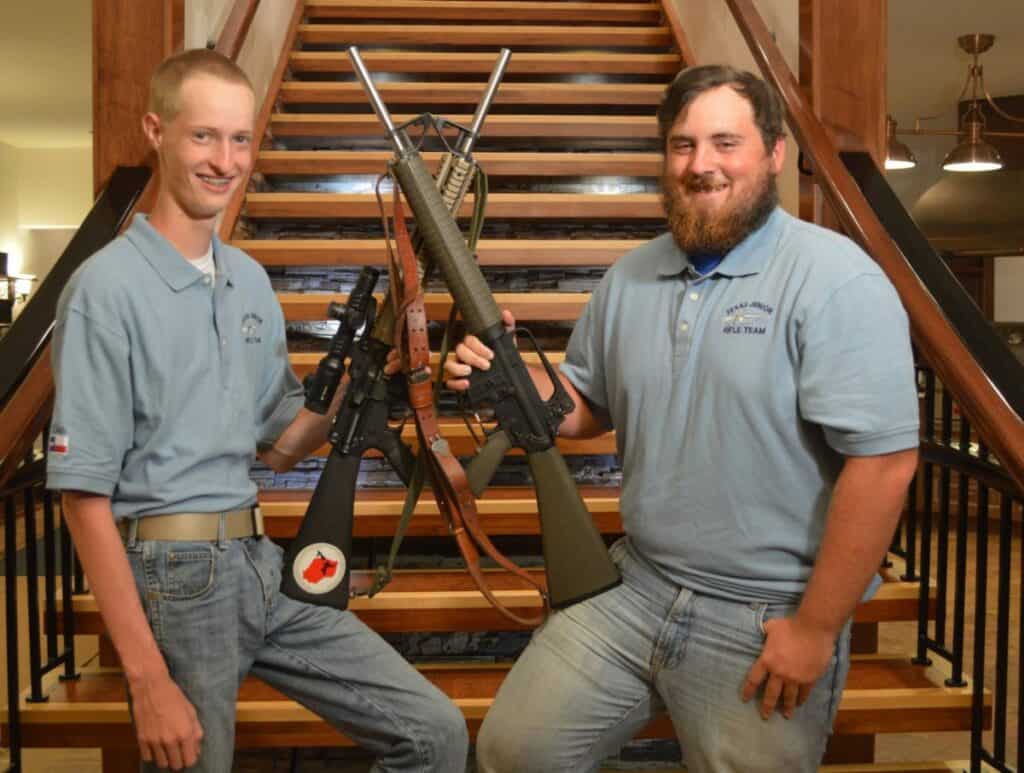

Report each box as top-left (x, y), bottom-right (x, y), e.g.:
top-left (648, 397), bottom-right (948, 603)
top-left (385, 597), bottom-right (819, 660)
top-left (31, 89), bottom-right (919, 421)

top-left (260, 407), bottom-right (333, 471)
top-left (795, 448), bottom-right (919, 638)
top-left (260, 380), bottom-right (348, 472)
top-left (61, 492), bottom-right (168, 686)
top-left (526, 363), bottom-right (609, 439)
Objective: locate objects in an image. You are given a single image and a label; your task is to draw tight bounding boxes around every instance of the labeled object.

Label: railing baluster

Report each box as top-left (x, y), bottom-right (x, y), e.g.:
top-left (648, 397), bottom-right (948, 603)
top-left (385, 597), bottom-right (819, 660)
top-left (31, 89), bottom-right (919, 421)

top-left (903, 469), bottom-right (918, 579)
top-left (914, 370), bottom-right (936, 663)
top-left (970, 478), bottom-right (990, 773)
top-left (5, 494), bottom-right (22, 771)
top-left (42, 488), bottom-right (58, 663)
top-left (934, 387), bottom-right (953, 647)
top-left (21, 487), bottom-right (45, 703)
top-left (59, 500), bottom-right (79, 682)
top-left (948, 460), bottom-right (969, 687)
top-left (1017, 497), bottom-right (1024, 772)
top-left (991, 493), bottom-right (1012, 762)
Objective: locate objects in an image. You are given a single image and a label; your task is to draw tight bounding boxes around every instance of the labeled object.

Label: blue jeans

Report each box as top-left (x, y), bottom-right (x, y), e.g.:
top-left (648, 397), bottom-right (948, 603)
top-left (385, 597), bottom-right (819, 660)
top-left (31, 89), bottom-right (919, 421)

top-left (125, 534), bottom-right (468, 772)
top-left (476, 538), bottom-right (850, 773)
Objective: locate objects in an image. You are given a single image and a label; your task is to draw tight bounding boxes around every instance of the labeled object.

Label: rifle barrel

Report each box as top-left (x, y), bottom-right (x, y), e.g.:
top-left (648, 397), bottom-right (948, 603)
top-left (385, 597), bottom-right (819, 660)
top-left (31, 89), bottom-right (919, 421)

top-left (348, 46), bottom-right (413, 155)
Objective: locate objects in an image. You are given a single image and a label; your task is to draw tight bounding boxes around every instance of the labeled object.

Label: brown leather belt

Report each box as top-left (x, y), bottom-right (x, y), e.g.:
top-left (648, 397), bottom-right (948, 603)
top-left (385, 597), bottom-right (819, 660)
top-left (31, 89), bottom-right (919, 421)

top-left (117, 508), bottom-right (264, 542)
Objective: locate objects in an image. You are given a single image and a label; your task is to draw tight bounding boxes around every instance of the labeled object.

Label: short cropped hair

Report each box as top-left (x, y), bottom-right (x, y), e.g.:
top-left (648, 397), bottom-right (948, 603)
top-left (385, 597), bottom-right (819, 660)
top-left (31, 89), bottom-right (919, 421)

top-left (148, 48), bottom-right (254, 121)
top-left (657, 65), bottom-right (786, 152)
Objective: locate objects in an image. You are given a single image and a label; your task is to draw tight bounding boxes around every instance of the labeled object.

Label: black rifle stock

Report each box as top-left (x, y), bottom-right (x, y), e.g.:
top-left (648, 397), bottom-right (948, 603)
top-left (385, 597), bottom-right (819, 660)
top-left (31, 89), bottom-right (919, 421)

top-left (280, 268), bottom-right (406, 608)
top-left (349, 47), bottom-right (621, 609)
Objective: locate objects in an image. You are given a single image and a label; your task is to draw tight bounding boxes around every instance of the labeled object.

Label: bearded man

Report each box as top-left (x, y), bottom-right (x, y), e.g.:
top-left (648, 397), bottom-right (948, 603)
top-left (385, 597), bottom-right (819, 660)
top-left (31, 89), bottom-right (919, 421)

top-left (445, 65), bottom-right (920, 772)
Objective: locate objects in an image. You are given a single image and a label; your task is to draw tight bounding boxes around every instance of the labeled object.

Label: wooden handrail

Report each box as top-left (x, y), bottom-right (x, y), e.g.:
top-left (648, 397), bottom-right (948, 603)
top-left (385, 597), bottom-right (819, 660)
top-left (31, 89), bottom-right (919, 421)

top-left (214, 0), bottom-right (261, 61)
top-left (716, 0), bottom-right (1024, 497)
top-left (219, 0), bottom-right (306, 242)
top-left (656, 0), bottom-right (696, 66)
top-left (0, 0), bottom-right (274, 491)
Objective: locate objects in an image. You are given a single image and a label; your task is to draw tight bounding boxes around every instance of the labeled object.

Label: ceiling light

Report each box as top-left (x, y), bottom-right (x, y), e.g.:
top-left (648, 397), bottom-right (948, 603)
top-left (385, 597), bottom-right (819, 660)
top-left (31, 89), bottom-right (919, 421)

top-left (889, 34), bottom-right (1024, 174)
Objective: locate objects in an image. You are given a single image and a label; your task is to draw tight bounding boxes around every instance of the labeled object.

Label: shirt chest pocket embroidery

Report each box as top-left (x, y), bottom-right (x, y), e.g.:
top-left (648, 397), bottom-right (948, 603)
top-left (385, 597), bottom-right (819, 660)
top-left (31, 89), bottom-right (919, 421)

top-left (721, 301), bottom-right (775, 336)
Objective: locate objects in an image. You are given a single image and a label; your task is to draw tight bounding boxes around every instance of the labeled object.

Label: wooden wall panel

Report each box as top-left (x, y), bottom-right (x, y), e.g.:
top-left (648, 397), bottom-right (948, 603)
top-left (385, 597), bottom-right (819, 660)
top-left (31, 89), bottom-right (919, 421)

top-left (92, 0), bottom-right (185, 196)
top-left (798, 0), bottom-right (886, 226)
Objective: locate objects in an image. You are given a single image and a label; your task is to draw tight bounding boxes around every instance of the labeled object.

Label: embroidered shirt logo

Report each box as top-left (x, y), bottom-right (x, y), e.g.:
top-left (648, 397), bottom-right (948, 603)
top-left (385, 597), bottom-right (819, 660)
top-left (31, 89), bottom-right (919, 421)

top-left (241, 312), bottom-right (263, 343)
top-left (48, 432), bottom-right (69, 456)
top-left (722, 301), bottom-right (774, 335)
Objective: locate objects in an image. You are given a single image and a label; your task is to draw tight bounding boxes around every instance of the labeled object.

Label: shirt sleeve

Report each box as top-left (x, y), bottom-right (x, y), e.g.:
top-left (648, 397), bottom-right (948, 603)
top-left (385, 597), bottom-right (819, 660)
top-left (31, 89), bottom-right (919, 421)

top-left (798, 272), bottom-right (920, 456)
top-left (559, 277), bottom-right (611, 411)
top-left (46, 308), bottom-right (134, 495)
top-left (255, 300), bottom-right (304, 448)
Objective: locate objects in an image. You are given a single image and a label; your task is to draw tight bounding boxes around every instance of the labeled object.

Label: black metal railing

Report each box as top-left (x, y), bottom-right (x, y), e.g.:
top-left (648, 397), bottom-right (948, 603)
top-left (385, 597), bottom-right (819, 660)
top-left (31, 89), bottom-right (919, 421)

top-left (894, 363), bottom-right (1022, 772)
top-left (843, 146), bottom-right (1024, 773)
top-left (2, 432), bottom-right (83, 772)
top-left (0, 165), bottom-right (150, 411)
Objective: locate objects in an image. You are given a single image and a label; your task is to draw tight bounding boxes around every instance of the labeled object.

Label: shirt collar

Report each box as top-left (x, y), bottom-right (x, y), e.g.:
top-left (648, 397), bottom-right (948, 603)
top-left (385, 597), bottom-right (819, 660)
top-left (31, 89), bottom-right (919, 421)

top-left (126, 214), bottom-right (235, 291)
top-left (656, 207), bottom-right (788, 279)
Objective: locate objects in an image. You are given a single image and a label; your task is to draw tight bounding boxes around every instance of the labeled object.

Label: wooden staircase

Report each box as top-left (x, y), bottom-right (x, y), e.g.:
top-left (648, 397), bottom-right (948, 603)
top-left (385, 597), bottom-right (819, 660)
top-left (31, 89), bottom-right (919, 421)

top-left (6, 0), bottom-right (990, 770)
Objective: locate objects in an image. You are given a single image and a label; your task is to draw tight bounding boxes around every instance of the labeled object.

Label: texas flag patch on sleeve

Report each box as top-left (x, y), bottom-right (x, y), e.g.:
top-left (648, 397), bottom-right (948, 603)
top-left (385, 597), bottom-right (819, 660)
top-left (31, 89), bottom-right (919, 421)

top-left (48, 432), bottom-right (69, 456)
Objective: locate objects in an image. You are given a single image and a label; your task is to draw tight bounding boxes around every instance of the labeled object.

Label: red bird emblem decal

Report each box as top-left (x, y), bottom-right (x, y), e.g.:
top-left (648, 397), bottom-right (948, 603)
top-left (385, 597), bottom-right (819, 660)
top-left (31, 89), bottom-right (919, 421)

top-left (302, 551), bottom-right (339, 584)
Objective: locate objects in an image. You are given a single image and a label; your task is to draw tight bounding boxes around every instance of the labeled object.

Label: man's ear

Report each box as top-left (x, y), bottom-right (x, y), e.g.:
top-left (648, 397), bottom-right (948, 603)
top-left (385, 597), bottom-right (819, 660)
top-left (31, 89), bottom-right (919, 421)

top-left (769, 137), bottom-right (786, 174)
top-left (142, 112), bottom-right (163, 152)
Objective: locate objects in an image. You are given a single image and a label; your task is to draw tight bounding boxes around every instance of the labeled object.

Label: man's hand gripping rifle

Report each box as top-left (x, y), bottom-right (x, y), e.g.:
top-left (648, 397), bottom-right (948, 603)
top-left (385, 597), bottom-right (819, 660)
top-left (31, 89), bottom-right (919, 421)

top-left (349, 47), bottom-right (621, 611)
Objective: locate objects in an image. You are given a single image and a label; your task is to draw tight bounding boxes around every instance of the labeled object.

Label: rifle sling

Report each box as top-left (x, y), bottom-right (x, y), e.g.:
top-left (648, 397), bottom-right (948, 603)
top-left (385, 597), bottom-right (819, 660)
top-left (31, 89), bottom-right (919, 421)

top-left (390, 186), bottom-right (548, 627)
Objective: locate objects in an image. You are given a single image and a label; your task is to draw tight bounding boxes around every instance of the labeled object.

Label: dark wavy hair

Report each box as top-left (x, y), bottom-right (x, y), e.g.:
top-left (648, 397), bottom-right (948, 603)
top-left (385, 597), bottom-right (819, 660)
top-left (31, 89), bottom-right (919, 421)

top-left (657, 65), bottom-right (786, 152)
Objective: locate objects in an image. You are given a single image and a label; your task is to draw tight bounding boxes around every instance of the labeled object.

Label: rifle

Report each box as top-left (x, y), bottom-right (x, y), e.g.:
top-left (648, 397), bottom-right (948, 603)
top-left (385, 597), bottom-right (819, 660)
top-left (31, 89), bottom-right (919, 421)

top-left (281, 52), bottom-right (512, 610)
top-left (349, 47), bottom-right (621, 610)
top-left (279, 267), bottom-right (399, 608)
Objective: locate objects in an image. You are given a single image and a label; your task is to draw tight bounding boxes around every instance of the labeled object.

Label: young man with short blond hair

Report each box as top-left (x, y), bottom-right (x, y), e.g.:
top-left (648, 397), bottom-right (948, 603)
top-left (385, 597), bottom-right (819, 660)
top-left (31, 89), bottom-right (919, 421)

top-left (49, 48), bottom-right (467, 773)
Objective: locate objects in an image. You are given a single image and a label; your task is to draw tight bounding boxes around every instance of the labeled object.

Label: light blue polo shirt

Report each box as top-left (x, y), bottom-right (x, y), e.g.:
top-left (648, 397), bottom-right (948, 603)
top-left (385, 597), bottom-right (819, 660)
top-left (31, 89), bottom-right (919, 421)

top-left (47, 215), bottom-right (304, 519)
top-left (561, 208), bottom-right (919, 603)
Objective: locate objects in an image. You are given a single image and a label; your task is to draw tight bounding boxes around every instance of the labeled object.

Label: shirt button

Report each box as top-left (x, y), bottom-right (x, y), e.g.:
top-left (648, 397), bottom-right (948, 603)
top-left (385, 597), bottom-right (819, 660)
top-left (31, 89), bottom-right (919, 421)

top-left (689, 292), bottom-right (699, 301)
top-left (203, 275), bottom-right (212, 286)
top-left (221, 337), bottom-right (227, 345)
top-left (680, 322), bottom-right (689, 332)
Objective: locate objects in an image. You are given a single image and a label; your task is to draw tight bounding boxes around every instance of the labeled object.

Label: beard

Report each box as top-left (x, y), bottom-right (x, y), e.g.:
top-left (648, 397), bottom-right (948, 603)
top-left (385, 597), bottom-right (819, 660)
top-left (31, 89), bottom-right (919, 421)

top-left (661, 165), bottom-right (779, 256)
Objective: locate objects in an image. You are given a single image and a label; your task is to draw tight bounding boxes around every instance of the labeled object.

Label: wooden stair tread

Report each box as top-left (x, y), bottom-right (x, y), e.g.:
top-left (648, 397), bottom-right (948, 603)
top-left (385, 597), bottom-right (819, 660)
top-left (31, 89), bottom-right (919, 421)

top-left (313, 420), bottom-right (615, 456)
top-left (289, 50), bottom-right (681, 75)
top-left (60, 564), bottom-right (932, 633)
top-left (277, 291), bottom-right (591, 322)
top-left (296, 23), bottom-right (673, 47)
top-left (235, 239), bottom-right (645, 267)
top-left (270, 113), bottom-right (658, 138)
top-left (7, 655), bottom-right (987, 742)
top-left (823, 765), bottom-right (969, 772)
top-left (256, 150), bottom-right (662, 177)
top-left (245, 192), bottom-right (661, 220)
top-left (278, 81), bottom-right (666, 106)
top-left (288, 349), bottom-right (566, 376)
top-left (305, 0), bottom-right (663, 23)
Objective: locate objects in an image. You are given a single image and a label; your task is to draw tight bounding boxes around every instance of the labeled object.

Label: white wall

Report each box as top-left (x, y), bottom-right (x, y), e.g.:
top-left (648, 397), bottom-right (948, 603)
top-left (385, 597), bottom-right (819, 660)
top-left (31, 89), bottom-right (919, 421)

top-left (237, 0), bottom-right (296, 110)
top-left (673, 0), bottom-right (800, 215)
top-left (184, 0), bottom-right (293, 111)
top-left (0, 142), bottom-right (29, 281)
top-left (0, 142), bottom-right (92, 315)
top-left (185, 0), bottom-right (236, 49)
top-left (16, 148), bottom-right (93, 228)
top-left (995, 258), bottom-right (1024, 322)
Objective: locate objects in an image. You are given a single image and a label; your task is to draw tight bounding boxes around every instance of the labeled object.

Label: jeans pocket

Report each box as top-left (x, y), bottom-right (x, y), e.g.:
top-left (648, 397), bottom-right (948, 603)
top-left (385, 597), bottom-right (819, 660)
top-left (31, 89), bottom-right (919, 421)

top-left (158, 543), bottom-right (217, 601)
top-left (755, 601), bottom-right (800, 638)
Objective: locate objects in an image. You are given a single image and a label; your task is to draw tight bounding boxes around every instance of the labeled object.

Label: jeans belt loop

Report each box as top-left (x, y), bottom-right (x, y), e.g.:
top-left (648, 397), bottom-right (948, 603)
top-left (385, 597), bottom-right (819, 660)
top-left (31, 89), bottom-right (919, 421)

top-left (126, 519), bottom-right (139, 549)
top-left (217, 511), bottom-right (227, 549)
